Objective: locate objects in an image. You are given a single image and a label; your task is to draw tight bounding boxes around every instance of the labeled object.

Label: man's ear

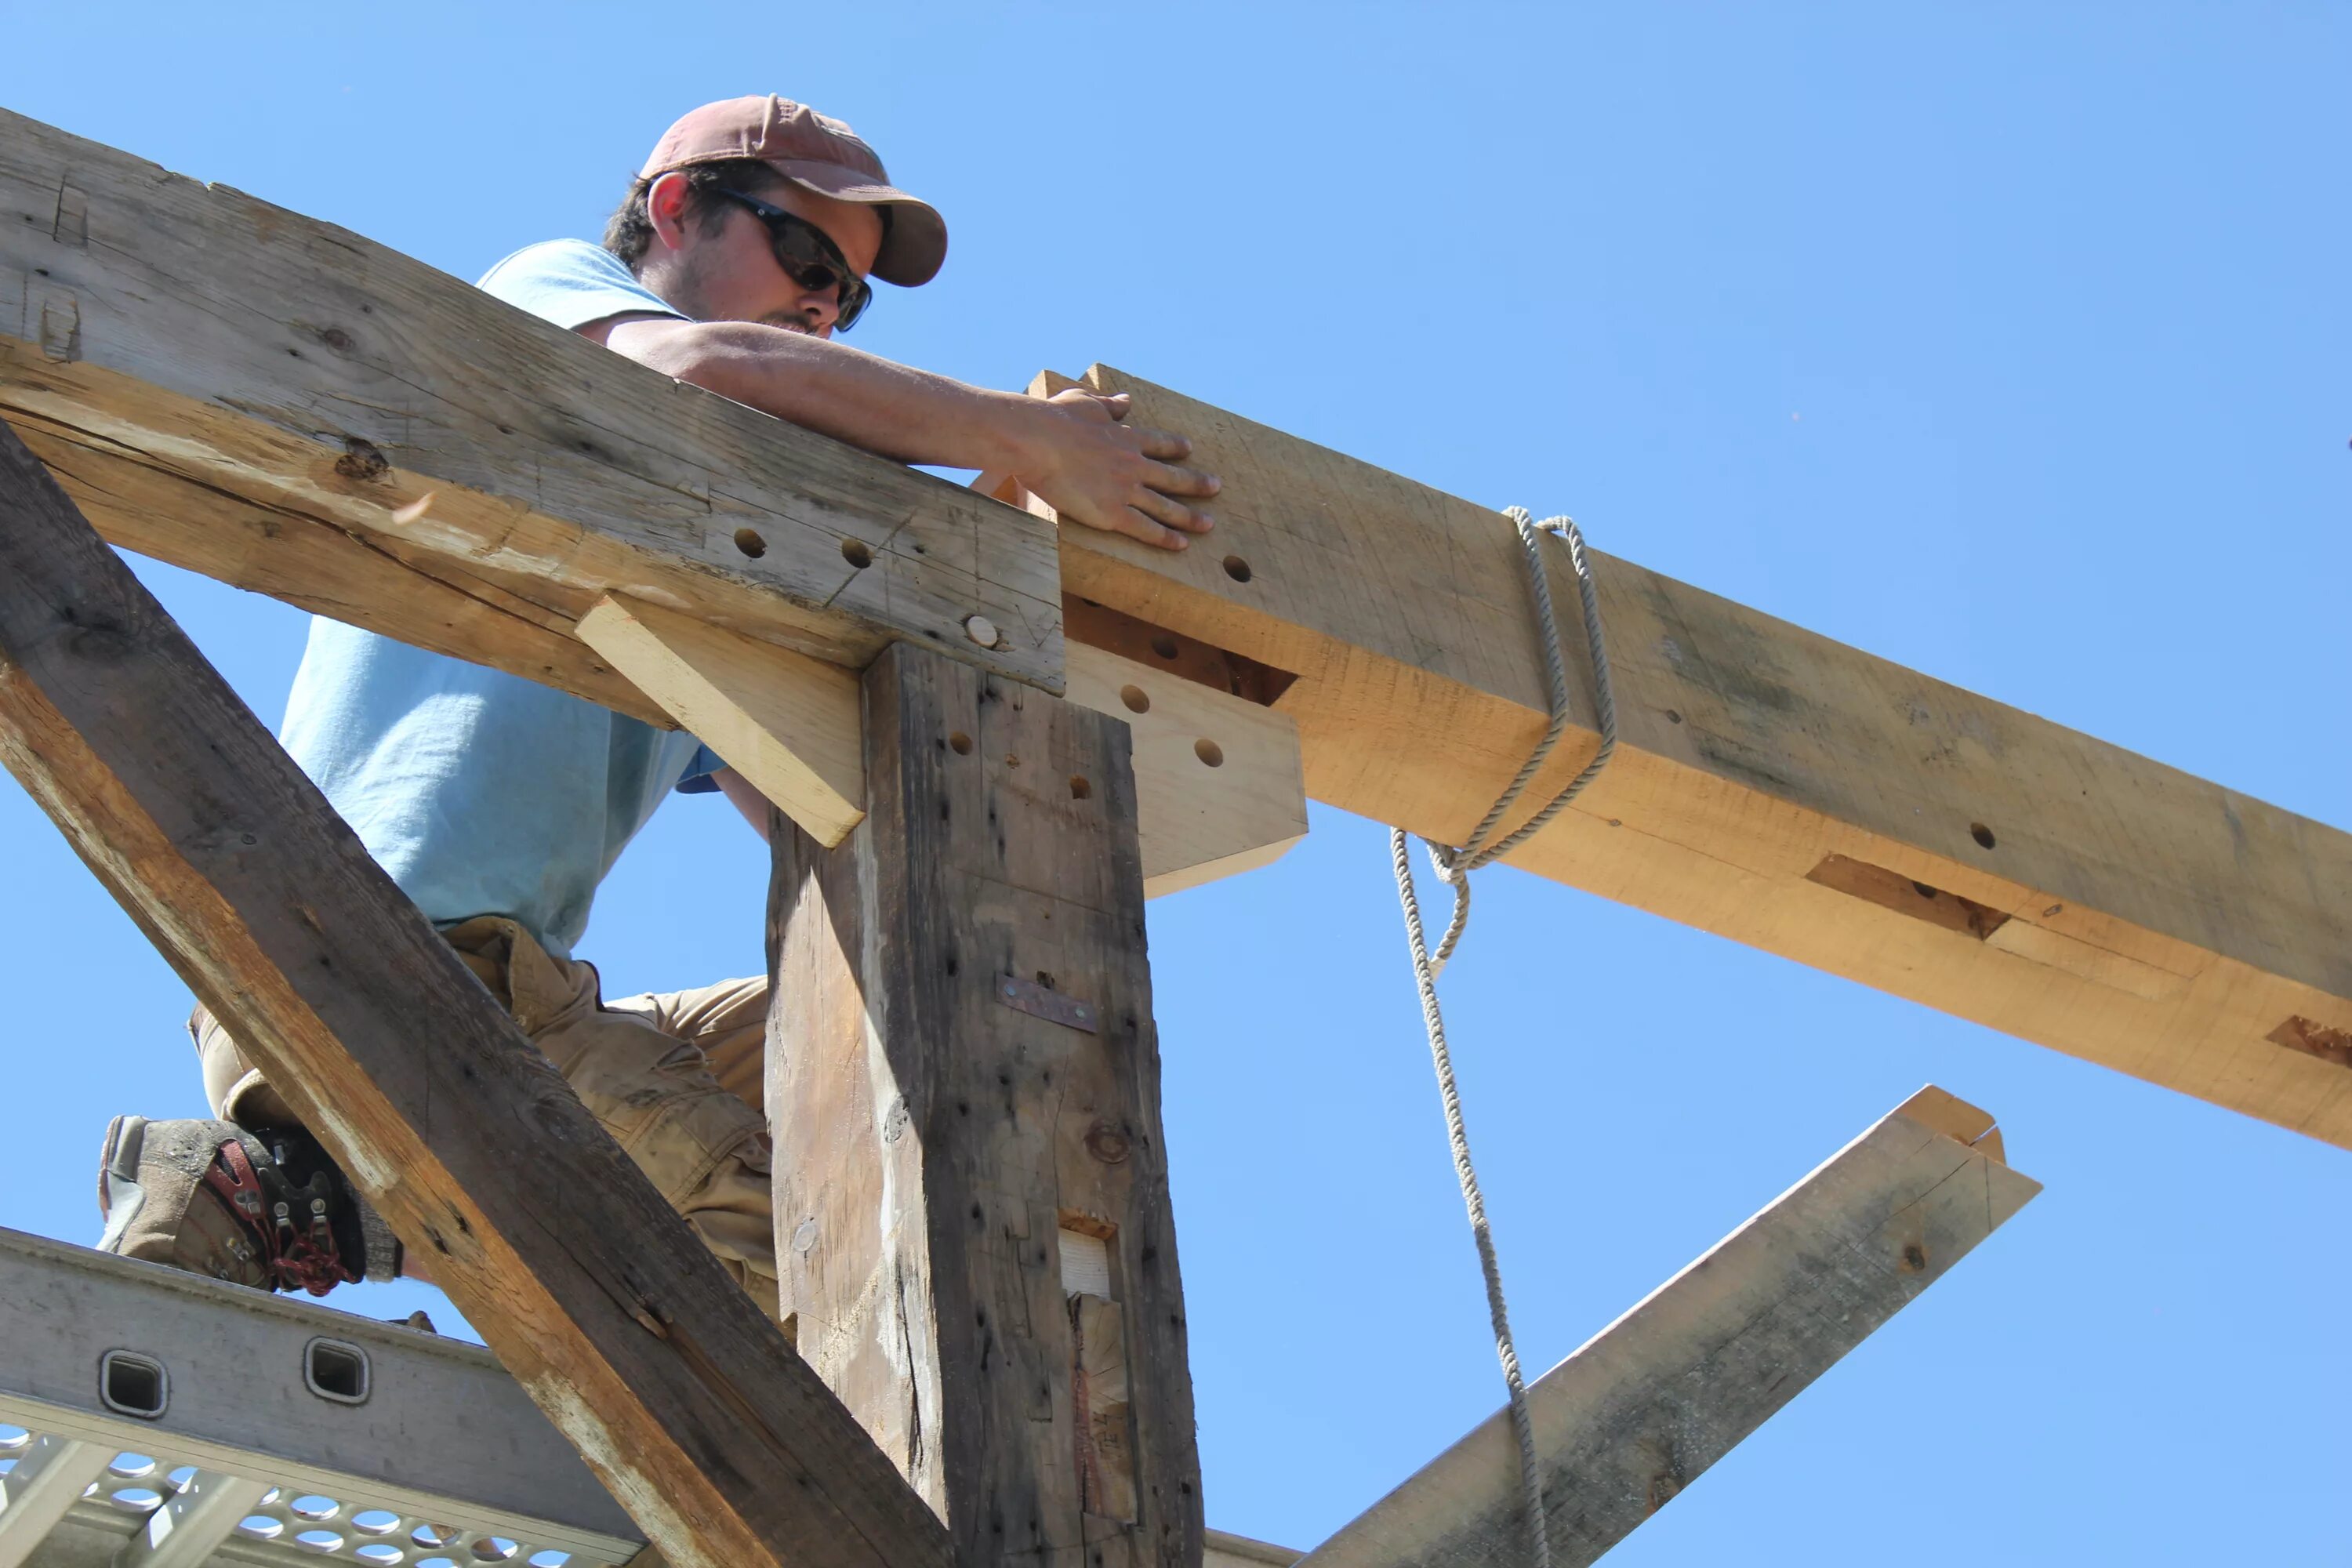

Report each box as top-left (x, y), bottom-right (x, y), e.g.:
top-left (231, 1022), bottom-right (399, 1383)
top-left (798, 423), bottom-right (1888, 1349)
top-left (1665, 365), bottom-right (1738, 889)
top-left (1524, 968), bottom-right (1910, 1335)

top-left (645, 171), bottom-right (696, 253)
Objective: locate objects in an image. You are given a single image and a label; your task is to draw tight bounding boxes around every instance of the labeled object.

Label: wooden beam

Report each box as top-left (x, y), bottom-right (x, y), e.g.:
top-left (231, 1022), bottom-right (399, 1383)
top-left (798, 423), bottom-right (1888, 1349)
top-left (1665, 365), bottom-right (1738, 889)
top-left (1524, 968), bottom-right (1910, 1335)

top-left (0, 421), bottom-right (949, 1568)
top-left (1029, 365), bottom-right (2352, 1149)
top-left (1065, 642), bottom-right (1307, 896)
top-left (578, 593), bottom-right (866, 847)
top-left (768, 641), bottom-right (1204, 1566)
top-left (0, 107), bottom-right (1061, 724)
top-left (1297, 1086), bottom-right (2040, 1568)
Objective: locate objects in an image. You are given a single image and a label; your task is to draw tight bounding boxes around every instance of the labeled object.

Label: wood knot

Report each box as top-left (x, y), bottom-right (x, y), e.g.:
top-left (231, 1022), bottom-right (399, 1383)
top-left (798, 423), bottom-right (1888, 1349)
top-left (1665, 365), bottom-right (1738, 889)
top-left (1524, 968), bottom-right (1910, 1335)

top-left (318, 326), bottom-right (355, 352)
top-left (335, 436), bottom-right (390, 482)
top-left (1083, 1123), bottom-right (1131, 1165)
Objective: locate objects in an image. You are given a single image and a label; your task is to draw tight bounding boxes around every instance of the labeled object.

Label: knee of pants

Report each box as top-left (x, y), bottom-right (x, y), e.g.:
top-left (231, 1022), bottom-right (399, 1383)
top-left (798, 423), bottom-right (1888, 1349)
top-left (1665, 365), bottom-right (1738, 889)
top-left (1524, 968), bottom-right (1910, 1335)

top-left (550, 1014), bottom-right (774, 1207)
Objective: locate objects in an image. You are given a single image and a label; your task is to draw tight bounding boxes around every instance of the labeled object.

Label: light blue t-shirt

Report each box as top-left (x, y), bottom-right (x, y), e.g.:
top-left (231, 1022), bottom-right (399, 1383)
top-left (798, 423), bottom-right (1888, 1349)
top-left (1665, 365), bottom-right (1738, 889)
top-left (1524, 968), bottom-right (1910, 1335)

top-left (281, 240), bottom-right (713, 960)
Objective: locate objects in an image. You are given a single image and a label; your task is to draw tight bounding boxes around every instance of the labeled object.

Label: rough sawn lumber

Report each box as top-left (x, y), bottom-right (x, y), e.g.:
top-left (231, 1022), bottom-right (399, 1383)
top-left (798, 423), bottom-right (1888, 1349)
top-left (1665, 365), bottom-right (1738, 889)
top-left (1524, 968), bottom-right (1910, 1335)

top-left (768, 642), bottom-right (1203, 1567)
top-left (1036, 365), bottom-right (2352, 1149)
top-left (0, 106), bottom-right (1062, 724)
top-left (0, 419), bottom-right (949, 1568)
top-left (1298, 1086), bottom-right (2040, 1568)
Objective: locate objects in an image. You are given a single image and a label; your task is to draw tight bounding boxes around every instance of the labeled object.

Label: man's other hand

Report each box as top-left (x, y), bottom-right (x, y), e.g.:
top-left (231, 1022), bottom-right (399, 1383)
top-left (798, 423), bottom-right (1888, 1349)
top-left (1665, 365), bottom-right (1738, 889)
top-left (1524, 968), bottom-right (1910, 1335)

top-left (1017, 389), bottom-right (1220, 551)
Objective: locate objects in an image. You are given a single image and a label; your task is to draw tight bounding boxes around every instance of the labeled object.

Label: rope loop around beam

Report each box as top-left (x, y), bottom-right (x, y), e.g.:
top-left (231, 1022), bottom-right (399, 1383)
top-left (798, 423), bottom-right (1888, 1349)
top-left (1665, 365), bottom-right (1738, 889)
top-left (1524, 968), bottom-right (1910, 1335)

top-left (1388, 506), bottom-right (1618, 1568)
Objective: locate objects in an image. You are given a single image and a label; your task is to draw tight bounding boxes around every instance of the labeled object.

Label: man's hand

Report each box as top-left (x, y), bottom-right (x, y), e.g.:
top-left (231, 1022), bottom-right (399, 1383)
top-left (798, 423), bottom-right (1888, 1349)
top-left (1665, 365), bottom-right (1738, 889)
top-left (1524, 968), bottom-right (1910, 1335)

top-left (1013, 389), bottom-right (1220, 551)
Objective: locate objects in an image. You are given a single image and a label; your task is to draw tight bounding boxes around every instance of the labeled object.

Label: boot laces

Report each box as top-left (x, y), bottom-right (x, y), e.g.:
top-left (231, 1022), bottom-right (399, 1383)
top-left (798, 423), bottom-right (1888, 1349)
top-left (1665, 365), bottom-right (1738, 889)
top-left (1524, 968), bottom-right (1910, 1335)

top-left (201, 1137), bottom-right (359, 1296)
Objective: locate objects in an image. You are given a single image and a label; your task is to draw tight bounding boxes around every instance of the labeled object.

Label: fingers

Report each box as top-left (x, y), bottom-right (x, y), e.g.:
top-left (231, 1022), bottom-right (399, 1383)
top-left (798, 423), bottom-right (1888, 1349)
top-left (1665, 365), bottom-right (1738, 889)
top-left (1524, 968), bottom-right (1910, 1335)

top-left (1141, 459), bottom-right (1218, 499)
top-left (1130, 485), bottom-right (1215, 539)
top-left (1130, 423), bottom-right (1194, 461)
top-left (1116, 506), bottom-right (1189, 551)
top-left (1047, 387), bottom-right (1127, 425)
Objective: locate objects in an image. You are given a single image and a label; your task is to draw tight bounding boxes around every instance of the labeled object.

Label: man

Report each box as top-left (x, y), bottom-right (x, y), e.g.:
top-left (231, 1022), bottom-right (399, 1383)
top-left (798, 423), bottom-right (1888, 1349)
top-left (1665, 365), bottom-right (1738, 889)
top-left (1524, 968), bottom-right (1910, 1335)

top-left (93, 94), bottom-right (1218, 1323)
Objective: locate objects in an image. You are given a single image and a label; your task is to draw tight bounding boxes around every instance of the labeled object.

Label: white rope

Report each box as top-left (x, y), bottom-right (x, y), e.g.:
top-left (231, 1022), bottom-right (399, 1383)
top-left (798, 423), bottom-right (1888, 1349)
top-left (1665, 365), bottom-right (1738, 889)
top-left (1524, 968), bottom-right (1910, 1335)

top-left (1389, 508), bottom-right (1617, 1568)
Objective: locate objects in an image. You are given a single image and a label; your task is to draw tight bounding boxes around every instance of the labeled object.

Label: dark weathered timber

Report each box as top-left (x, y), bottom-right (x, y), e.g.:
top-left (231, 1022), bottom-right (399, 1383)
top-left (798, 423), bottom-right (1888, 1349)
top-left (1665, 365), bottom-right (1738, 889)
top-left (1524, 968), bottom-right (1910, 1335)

top-left (0, 106), bottom-right (1061, 708)
top-left (1296, 1089), bottom-right (2042, 1568)
top-left (768, 642), bottom-right (1203, 1568)
top-left (0, 419), bottom-right (949, 1568)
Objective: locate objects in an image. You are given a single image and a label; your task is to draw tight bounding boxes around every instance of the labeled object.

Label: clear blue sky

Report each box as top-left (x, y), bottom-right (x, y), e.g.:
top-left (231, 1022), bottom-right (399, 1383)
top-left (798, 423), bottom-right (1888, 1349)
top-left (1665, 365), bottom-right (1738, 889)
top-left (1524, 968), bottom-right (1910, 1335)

top-left (4, 5), bottom-right (2348, 1563)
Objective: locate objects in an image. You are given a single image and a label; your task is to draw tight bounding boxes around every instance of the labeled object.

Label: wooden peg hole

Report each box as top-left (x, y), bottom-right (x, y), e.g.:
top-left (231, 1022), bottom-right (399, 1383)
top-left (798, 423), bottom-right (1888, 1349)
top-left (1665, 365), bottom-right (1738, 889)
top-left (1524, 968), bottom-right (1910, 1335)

top-left (1222, 554), bottom-right (1252, 583)
top-left (948, 731), bottom-right (973, 755)
top-left (1194, 739), bottom-right (1224, 768)
top-left (840, 539), bottom-right (873, 569)
top-left (1969, 822), bottom-right (1997, 850)
top-left (1119, 684), bottom-right (1150, 714)
top-left (732, 528), bottom-right (767, 558)
top-left (1149, 634), bottom-right (1180, 660)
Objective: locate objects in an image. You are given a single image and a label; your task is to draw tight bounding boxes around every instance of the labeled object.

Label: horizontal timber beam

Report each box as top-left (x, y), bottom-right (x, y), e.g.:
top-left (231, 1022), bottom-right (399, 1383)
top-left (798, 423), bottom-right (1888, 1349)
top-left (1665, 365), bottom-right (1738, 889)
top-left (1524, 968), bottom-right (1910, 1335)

top-left (1031, 365), bottom-right (2352, 1149)
top-left (0, 106), bottom-right (1062, 720)
top-left (0, 422), bottom-right (949, 1568)
top-left (1298, 1086), bottom-right (2040, 1568)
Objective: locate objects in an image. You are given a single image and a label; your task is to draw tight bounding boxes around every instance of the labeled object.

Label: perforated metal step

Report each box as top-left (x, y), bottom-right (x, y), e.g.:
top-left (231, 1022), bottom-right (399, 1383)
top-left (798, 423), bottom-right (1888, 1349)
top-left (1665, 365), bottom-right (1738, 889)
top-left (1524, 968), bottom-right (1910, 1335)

top-left (0, 1229), bottom-right (1294, 1568)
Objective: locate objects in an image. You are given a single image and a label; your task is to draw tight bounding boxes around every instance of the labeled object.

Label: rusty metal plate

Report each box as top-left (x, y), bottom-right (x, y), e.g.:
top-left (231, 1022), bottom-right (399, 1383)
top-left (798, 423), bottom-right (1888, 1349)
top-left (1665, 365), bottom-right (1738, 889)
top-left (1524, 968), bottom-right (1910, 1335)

top-left (996, 975), bottom-right (1098, 1034)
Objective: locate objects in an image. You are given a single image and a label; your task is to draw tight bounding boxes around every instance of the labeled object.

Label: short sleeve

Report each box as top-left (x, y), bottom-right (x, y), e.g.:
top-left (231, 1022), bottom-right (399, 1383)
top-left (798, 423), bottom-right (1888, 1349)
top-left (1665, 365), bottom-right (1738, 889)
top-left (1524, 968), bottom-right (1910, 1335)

top-left (673, 742), bottom-right (728, 796)
top-left (477, 239), bottom-right (688, 332)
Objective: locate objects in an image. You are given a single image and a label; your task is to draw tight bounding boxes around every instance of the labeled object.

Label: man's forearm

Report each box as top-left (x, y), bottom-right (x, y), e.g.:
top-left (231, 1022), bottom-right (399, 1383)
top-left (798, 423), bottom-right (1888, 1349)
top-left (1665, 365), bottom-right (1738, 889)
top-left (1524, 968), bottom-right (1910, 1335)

top-left (606, 318), bottom-right (1037, 473)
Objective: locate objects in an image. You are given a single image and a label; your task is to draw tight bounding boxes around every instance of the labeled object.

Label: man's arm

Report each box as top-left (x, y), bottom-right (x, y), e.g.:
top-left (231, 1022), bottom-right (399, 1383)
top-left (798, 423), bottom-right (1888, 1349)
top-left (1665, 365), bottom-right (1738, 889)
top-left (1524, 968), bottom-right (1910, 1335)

top-left (710, 768), bottom-right (772, 842)
top-left (586, 314), bottom-right (1218, 552)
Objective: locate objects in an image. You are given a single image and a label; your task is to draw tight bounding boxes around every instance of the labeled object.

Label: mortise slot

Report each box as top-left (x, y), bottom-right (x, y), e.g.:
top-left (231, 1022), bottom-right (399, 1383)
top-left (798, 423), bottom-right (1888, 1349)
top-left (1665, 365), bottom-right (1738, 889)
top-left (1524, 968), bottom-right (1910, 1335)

top-left (2269, 1015), bottom-right (2351, 1069)
top-left (1806, 855), bottom-right (2009, 941)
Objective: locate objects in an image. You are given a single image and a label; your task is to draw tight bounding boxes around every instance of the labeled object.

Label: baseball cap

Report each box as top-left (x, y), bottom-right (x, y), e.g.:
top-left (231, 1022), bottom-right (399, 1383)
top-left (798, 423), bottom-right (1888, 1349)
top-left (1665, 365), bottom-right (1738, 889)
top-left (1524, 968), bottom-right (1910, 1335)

top-left (639, 94), bottom-right (947, 287)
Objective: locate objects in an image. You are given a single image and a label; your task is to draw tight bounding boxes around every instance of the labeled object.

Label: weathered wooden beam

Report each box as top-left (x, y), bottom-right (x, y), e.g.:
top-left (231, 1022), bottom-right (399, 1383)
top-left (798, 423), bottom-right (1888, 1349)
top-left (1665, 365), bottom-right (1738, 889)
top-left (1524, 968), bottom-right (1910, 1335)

top-left (0, 420), bottom-right (949, 1568)
top-left (1032, 365), bottom-right (2352, 1149)
top-left (0, 107), bottom-right (1061, 723)
top-left (1298, 1086), bottom-right (2039, 1568)
top-left (768, 641), bottom-right (1204, 1566)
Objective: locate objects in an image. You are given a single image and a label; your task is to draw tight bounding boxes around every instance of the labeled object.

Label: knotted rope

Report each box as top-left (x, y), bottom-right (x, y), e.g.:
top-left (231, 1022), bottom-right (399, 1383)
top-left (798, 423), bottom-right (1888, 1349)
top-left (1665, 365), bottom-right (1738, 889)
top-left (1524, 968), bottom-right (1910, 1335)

top-left (1390, 506), bottom-right (1618, 1568)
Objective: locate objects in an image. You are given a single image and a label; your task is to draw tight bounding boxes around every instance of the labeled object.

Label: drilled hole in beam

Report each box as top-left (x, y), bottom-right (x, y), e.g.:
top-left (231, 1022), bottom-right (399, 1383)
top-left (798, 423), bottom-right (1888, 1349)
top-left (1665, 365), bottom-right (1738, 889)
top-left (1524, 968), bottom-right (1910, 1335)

top-left (1119, 684), bottom-right (1150, 714)
top-left (732, 528), bottom-right (767, 559)
top-left (1194, 739), bottom-right (1225, 768)
top-left (1222, 554), bottom-right (1252, 583)
top-left (840, 539), bottom-right (873, 569)
top-left (947, 731), bottom-right (973, 756)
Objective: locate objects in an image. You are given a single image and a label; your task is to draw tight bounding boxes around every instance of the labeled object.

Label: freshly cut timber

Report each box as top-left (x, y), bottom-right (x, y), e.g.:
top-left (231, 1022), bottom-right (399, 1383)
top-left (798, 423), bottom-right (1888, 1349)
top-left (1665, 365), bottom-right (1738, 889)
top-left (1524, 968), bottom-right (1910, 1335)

top-left (1032, 365), bottom-right (2352, 1149)
top-left (1299, 1087), bottom-right (2038, 1568)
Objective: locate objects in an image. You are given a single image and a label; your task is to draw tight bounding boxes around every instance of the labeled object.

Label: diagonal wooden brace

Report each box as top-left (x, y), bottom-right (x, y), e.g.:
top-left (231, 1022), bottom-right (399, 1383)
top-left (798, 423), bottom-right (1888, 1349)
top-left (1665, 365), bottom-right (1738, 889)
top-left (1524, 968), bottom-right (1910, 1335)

top-left (1298, 1086), bottom-right (2040, 1568)
top-left (0, 418), bottom-right (949, 1568)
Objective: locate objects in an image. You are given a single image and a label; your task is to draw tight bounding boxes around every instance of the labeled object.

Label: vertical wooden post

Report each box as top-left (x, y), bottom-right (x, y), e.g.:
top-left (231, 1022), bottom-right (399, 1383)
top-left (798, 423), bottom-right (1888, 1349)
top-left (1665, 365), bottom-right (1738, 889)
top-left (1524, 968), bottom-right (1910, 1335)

top-left (768, 641), bottom-right (1203, 1567)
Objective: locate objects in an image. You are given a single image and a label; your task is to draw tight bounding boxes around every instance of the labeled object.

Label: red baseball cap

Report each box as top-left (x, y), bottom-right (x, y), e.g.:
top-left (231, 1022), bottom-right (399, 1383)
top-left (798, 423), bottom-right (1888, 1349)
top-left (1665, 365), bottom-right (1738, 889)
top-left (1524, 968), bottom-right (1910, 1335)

top-left (640, 94), bottom-right (947, 287)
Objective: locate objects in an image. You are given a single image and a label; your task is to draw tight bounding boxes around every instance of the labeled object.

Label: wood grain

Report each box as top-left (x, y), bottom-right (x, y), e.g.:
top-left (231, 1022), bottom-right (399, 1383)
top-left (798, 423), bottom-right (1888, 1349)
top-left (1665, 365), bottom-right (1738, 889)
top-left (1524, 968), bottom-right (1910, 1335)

top-left (1038, 365), bottom-right (2352, 1149)
top-left (1064, 643), bottom-right (1306, 897)
top-left (1298, 1087), bottom-right (2041, 1568)
top-left (0, 107), bottom-right (1060, 706)
top-left (0, 419), bottom-right (947, 1568)
top-left (768, 642), bottom-right (1203, 1568)
top-left (578, 593), bottom-right (866, 847)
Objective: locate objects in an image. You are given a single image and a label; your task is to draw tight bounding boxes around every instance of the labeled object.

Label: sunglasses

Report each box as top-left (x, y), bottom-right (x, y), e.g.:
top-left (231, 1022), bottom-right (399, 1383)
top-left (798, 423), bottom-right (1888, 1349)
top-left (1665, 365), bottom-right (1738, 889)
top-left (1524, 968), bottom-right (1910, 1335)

top-left (711, 187), bottom-right (875, 332)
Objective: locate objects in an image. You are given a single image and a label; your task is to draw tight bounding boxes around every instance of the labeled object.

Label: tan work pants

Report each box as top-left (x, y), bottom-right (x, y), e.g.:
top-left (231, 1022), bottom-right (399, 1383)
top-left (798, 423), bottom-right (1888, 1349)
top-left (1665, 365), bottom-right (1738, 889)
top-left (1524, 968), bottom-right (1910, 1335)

top-left (193, 916), bottom-right (779, 1323)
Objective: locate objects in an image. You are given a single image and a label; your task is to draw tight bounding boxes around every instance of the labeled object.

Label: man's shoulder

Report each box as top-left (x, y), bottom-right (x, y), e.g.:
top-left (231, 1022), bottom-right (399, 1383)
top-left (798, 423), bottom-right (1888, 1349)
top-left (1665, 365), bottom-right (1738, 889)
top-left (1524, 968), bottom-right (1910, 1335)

top-left (476, 239), bottom-right (684, 331)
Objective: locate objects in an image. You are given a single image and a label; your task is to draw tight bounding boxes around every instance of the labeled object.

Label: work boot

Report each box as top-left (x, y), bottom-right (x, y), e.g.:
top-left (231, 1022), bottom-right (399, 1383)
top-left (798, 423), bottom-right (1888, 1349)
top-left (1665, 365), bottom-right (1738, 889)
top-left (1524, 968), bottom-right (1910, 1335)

top-left (96, 1116), bottom-right (399, 1295)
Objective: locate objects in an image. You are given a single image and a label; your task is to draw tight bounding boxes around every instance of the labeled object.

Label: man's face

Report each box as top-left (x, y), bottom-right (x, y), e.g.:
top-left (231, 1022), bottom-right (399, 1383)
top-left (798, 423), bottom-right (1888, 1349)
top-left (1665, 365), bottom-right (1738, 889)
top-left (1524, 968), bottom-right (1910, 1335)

top-left (650, 171), bottom-right (885, 336)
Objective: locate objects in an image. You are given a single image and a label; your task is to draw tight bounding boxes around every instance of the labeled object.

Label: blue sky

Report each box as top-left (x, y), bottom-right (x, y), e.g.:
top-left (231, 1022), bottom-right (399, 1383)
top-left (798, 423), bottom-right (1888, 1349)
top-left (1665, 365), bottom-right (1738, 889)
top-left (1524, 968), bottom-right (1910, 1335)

top-left (4, 4), bottom-right (2348, 1563)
